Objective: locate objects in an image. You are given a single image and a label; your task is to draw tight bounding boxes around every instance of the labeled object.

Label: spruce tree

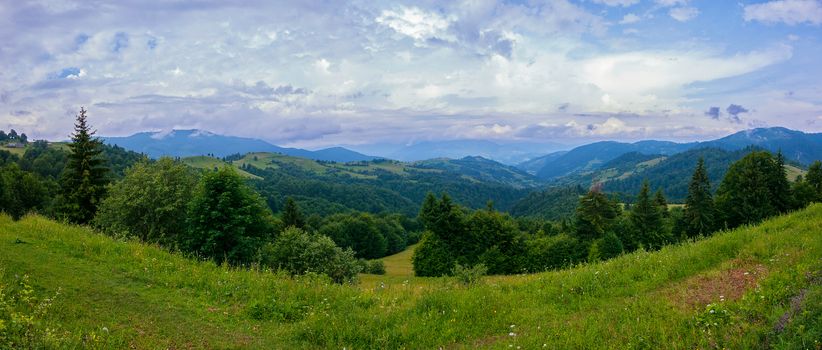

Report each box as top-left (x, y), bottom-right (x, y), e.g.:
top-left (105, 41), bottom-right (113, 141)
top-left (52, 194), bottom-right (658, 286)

top-left (683, 158), bottom-right (715, 238)
top-left (715, 151), bottom-right (780, 228)
top-left (630, 181), bottom-right (667, 250)
top-left (282, 196), bottom-right (305, 229)
top-left (573, 189), bottom-right (619, 241)
top-left (654, 188), bottom-right (669, 217)
top-left (771, 150), bottom-right (793, 212)
top-left (56, 107), bottom-right (109, 224)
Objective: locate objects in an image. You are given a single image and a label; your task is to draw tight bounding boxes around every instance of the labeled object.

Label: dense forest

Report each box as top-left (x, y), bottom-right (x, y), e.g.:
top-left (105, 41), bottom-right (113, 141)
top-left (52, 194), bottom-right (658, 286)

top-left (2, 109), bottom-right (821, 285)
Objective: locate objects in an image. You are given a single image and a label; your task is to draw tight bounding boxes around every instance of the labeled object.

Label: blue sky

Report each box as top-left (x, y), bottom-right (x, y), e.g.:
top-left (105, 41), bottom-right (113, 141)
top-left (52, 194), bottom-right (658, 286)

top-left (1, 0), bottom-right (821, 148)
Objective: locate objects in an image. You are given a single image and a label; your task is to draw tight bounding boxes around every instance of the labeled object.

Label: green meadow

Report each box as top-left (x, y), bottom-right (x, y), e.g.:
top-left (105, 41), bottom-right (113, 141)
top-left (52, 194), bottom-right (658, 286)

top-left (2, 204), bottom-right (821, 349)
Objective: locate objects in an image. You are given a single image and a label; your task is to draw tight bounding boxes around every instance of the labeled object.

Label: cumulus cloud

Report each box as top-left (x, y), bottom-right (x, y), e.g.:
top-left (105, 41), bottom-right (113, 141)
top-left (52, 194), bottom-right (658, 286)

top-left (744, 0), bottom-right (822, 25)
top-left (669, 7), bottom-right (699, 22)
top-left (620, 13), bottom-right (641, 24)
top-left (376, 7), bottom-right (455, 44)
top-left (0, 0), bottom-right (816, 146)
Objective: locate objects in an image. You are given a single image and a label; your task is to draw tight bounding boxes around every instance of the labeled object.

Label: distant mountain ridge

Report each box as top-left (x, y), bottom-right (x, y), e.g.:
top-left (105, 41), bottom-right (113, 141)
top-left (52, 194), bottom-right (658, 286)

top-left (102, 129), bottom-right (377, 162)
top-left (521, 127), bottom-right (822, 180)
top-left (346, 140), bottom-right (566, 165)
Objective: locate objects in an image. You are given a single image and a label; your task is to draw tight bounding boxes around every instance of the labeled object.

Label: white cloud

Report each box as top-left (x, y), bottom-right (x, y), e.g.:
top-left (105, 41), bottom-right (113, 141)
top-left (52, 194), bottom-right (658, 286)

top-left (591, 0), bottom-right (640, 7)
top-left (744, 0), bottom-right (822, 25)
top-left (669, 7), bottom-right (699, 22)
top-left (582, 45), bottom-right (793, 107)
top-left (620, 13), bottom-right (641, 24)
top-left (655, 0), bottom-right (689, 6)
top-left (376, 7), bottom-right (455, 44)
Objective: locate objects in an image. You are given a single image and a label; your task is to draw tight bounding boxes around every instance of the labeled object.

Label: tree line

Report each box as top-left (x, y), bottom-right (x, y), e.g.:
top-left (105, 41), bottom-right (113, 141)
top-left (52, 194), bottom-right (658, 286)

top-left (412, 151), bottom-right (822, 276)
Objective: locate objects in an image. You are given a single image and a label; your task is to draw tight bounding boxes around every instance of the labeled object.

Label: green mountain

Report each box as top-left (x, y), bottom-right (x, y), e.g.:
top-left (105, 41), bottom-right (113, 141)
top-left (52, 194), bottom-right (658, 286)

top-left (522, 127), bottom-right (822, 181)
top-left (183, 152), bottom-right (540, 216)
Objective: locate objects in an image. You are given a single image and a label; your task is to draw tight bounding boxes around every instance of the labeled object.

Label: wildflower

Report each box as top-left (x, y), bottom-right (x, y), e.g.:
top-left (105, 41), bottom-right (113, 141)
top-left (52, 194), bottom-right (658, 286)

top-left (509, 332), bottom-right (516, 337)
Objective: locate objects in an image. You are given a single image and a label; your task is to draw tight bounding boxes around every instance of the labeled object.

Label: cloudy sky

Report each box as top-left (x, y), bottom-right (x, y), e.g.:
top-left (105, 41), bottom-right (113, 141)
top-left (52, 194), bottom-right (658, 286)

top-left (2, 0), bottom-right (821, 148)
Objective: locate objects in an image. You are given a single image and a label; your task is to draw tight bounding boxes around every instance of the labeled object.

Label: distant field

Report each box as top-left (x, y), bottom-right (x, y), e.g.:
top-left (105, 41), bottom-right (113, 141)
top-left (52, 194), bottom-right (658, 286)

top-left (1, 205), bottom-right (819, 348)
top-left (182, 155), bottom-right (261, 179)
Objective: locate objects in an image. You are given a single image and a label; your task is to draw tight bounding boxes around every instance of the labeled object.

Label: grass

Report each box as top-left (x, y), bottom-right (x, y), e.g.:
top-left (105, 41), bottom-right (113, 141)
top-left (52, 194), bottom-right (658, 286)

top-left (181, 156), bottom-right (261, 179)
top-left (1, 205), bottom-right (821, 348)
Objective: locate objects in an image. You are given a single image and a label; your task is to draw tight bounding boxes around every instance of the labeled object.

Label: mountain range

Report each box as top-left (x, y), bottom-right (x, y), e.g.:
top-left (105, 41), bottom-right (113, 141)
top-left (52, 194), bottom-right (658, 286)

top-left (519, 127), bottom-right (822, 180)
top-left (102, 129), bottom-right (377, 162)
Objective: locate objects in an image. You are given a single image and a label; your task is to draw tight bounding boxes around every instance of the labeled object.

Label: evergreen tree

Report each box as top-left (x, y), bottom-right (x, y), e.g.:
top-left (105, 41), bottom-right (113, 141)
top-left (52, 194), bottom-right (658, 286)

top-left (56, 107), bottom-right (109, 224)
top-left (412, 231), bottom-right (454, 277)
top-left (418, 192), bottom-right (438, 229)
top-left (630, 181), bottom-right (668, 250)
top-left (683, 158), bottom-right (715, 238)
top-left (771, 150), bottom-right (793, 212)
top-left (598, 231), bottom-right (624, 260)
top-left (654, 188), bottom-right (669, 217)
top-left (282, 196), bottom-right (305, 229)
top-left (715, 151), bottom-right (781, 229)
top-left (573, 189), bottom-right (619, 241)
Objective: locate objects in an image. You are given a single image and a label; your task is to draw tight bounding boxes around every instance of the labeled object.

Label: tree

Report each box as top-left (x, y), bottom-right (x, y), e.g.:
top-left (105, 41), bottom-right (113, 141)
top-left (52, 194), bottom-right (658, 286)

top-left (573, 189), bottom-right (619, 241)
top-left (93, 158), bottom-right (198, 245)
top-left (654, 188), bottom-right (669, 217)
top-left (791, 176), bottom-right (817, 209)
top-left (715, 151), bottom-right (785, 229)
top-left (630, 181), bottom-right (668, 250)
top-left (683, 158), bottom-right (715, 238)
top-left (412, 231), bottom-right (454, 277)
top-left (184, 167), bottom-right (276, 265)
top-left (806, 160), bottom-right (822, 200)
top-left (281, 196), bottom-right (305, 229)
top-left (259, 226), bottom-right (360, 283)
top-left (598, 231), bottom-right (624, 260)
top-left (319, 212), bottom-right (387, 259)
top-left (55, 107), bottom-right (110, 224)
top-left (771, 150), bottom-right (793, 212)
top-left (0, 163), bottom-right (47, 220)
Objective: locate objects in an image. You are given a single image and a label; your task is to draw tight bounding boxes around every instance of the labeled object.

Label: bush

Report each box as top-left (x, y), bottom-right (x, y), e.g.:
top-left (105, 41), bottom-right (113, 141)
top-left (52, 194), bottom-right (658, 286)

top-left (259, 227), bottom-right (360, 283)
top-left (362, 260), bottom-right (386, 275)
top-left (452, 263), bottom-right (487, 286)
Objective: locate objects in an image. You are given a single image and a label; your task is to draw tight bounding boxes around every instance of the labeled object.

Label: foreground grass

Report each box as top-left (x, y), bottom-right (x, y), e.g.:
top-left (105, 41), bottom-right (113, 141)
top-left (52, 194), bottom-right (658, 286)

top-left (1, 205), bottom-right (821, 349)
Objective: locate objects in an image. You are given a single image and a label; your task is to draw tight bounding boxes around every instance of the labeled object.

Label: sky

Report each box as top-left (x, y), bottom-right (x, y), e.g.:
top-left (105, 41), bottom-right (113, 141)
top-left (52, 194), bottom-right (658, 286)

top-left (1, 0), bottom-right (821, 148)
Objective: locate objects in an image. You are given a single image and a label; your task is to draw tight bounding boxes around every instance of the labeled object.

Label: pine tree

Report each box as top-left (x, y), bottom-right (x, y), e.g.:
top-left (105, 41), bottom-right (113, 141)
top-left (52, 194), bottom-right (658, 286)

top-left (630, 181), bottom-right (668, 250)
top-left (573, 189), bottom-right (619, 241)
top-left (771, 150), bottom-right (793, 212)
top-left (654, 188), bottom-right (669, 217)
top-left (684, 158), bottom-right (715, 238)
top-left (56, 107), bottom-right (109, 224)
top-left (282, 196), bottom-right (305, 229)
top-left (598, 231), bottom-right (624, 260)
top-left (715, 151), bottom-right (780, 228)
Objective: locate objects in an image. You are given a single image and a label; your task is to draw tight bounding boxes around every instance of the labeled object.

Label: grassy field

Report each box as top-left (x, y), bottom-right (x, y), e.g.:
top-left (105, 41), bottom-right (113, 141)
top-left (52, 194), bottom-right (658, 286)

top-left (1, 205), bottom-right (821, 348)
top-left (181, 156), bottom-right (261, 179)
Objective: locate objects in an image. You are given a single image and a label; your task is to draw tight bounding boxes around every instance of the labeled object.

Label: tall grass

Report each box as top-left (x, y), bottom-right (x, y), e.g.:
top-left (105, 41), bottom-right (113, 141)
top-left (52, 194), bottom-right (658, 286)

top-left (1, 204), bottom-right (820, 348)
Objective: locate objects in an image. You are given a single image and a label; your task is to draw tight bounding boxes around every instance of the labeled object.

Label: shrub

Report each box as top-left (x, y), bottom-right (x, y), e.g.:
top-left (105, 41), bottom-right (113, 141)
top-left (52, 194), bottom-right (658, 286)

top-left (259, 227), bottom-right (360, 283)
top-left (452, 263), bottom-right (487, 286)
top-left (360, 259), bottom-right (386, 275)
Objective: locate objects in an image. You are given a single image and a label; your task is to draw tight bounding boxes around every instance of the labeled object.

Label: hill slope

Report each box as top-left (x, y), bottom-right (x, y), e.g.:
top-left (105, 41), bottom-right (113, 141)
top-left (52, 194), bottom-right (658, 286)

top-left (2, 205), bottom-right (820, 348)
